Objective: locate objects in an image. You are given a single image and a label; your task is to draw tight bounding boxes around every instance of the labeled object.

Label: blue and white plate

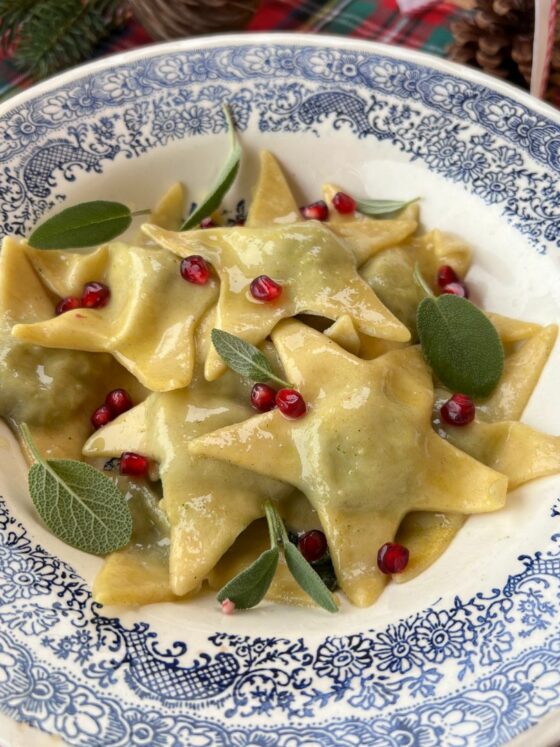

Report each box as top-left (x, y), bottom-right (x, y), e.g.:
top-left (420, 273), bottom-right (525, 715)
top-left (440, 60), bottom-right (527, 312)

top-left (1, 34), bottom-right (560, 747)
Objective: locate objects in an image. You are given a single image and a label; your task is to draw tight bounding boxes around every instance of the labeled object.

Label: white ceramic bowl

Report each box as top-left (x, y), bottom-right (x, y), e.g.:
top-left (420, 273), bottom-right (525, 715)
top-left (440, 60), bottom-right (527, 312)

top-left (1, 33), bottom-right (560, 747)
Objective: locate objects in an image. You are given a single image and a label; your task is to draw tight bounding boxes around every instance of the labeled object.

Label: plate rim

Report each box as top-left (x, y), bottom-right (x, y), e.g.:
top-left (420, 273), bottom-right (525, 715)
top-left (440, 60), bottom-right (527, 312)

top-left (1, 31), bottom-right (560, 747)
top-left (2, 31), bottom-right (560, 126)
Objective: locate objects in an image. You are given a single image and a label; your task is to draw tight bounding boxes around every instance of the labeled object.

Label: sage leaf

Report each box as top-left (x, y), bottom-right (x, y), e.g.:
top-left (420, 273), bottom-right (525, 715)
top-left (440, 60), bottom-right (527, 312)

top-left (264, 501), bottom-right (282, 547)
top-left (284, 543), bottom-right (338, 613)
top-left (216, 501), bottom-right (338, 612)
top-left (266, 500), bottom-right (337, 613)
top-left (211, 329), bottom-right (291, 387)
top-left (417, 294), bottom-right (504, 397)
top-left (216, 547), bottom-right (279, 609)
top-left (28, 201), bottom-right (138, 249)
top-left (180, 106), bottom-right (241, 231)
top-left (413, 262), bottom-right (434, 298)
top-left (356, 197), bottom-right (418, 217)
top-left (22, 424), bottom-right (132, 555)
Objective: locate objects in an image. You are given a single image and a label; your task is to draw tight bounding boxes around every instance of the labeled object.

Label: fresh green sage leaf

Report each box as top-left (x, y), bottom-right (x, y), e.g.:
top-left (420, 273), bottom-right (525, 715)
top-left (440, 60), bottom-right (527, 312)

top-left (216, 547), bottom-right (279, 609)
top-left (21, 424), bottom-right (132, 555)
top-left (266, 500), bottom-right (337, 613)
top-left (268, 500), bottom-right (290, 546)
top-left (356, 197), bottom-right (419, 218)
top-left (180, 106), bottom-right (241, 231)
top-left (284, 543), bottom-right (338, 613)
top-left (211, 329), bottom-right (291, 387)
top-left (413, 262), bottom-right (434, 298)
top-left (417, 294), bottom-right (504, 397)
top-left (217, 501), bottom-right (338, 612)
top-left (28, 201), bottom-right (142, 249)
top-left (264, 501), bottom-right (282, 547)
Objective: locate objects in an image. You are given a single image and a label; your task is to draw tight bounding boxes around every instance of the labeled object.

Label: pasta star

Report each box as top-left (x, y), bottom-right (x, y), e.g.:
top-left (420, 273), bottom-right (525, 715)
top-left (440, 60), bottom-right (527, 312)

top-left (360, 229), bottom-right (473, 338)
top-left (0, 237), bottom-right (146, 458)
top-left (12, 241), bottom-right (218, 391)
top-left (246, 150), bottom-right (301, 227)
top-left (432, 319), bottom-right (559, 517)
top-left (247, 151), bottom-right (418, 265)
top-left (143, 221), bottom-right (410, 381)
top-left (187, 320), bottom-right (507, 607)
top-left (396, 316), bottom-right (559, 583)
top-left (83, 371), bottom-right (290, 597)
top-left (321, 182), bottom-right (419, 265)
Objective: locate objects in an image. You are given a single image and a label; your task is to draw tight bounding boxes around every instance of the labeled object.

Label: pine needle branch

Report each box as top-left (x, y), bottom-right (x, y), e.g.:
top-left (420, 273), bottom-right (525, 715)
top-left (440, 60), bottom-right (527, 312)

top-left (4, 0), bottom-right (128, 81)
top-left (0, 0), bottom-right (43, 53)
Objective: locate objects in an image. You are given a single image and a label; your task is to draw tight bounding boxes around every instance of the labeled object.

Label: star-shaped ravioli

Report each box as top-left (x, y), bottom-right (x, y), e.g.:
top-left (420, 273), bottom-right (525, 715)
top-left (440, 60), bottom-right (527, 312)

top-left (472, 314), bottom-right (558, 422)
top-left (83, 367), bottom-right (290, 597)
top-left (360, 229), bottom-right (472, 338)
top-left (0, 237), bottom-right (147, 458)
top-left (144, 218), bottom-right (411, 380)
top-left (321, 228), bottom-right (473, 354)
top-left (246, 151), bottom-right (418, 265)
top-left (435, 317), bottom-right (560, 484)
top-left (187, 320), bottom-right (507, 607)
top-left (143, 221), bottom-right (410, 380)
top-left (246, 151), bottom-right (301, 227)
top-left (323, 248), bottom-right (555, 589)
top-left (395, 315), bottom-right (559, 584)
top-left (135, 181), bottom-right (185, 244)
top-left (321, 182), bottom-right (419, 265)
top-left (92, 479), bottom-right (180, 607)
top-left (12, 240), bottom-right (218, 391)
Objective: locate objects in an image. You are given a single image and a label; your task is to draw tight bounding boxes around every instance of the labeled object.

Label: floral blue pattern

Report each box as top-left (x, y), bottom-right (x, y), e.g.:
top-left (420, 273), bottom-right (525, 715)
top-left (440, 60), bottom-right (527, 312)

top-left (1, 44), bottom-right (560, 250)
top-left (1, 485), bottom-right (560, 746)
top-left (1, 41), bottom-right (560, 745)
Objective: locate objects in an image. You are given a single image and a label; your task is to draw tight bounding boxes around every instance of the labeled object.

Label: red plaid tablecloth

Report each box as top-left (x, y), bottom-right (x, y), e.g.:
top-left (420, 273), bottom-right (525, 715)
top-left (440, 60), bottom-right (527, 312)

top-left (0, 0), bottom-right (467, 99)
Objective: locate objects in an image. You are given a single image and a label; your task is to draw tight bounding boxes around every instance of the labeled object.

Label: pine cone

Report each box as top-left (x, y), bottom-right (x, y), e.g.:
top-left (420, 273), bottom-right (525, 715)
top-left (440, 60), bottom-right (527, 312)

top-left (129, 0), bottom-right (259, 40)
top-left (448, 0), bottom-right (535, 87)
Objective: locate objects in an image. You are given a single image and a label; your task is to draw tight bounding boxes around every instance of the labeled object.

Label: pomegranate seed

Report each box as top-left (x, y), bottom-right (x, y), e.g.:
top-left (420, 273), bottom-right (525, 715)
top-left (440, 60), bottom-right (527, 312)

top-left (298, 530), bottom-right (328, 563)
top-left (437, 265), bottom-right (459, 288)
top-left (119, 452), bottom-right (149, 477)
top-left (250, 275), bottom-right (282, 302)
top-left (91, 405), bottom-right (113, 430)
top-left (105, 388), bottom-right (133, 416)
top-left (180, 255), bottom-right (210, 285)
top-left (440, 393), bottom-right (475, 426)
top-left (81, 282), bottom-right (111, 309)
top-left (221, 598), bottom-right (235, 615)
top-left (250, 383), bottom-right (277, 412)
top-left (441, 281), bottom-right (469, 298)
top-left (276, 389), bottom-right (306, 419)
top-left (332, 192), bottom-right (356, 214)
top-left (300, 200), bottom-right (329, 221)
top-left (377, 542), bottom-right (409, 574)
top-left (200, 217), bottom-right (215, 228)
top-left (55, 296), bottom-right (81, 315)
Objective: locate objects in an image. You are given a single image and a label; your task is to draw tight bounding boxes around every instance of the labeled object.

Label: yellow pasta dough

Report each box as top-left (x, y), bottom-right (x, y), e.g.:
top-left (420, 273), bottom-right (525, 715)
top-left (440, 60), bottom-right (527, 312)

top-left (1, 147), bottom-right (559, 615)
top-left (188, 320), bottom-right (508, 607)
top-left (12, 241), bottom-right (218, 391)
top-left (144, 220), bottom-right (411, 381)
top-left (83, 350), bottom-right (291, 596)
top-left (395, 316), bottom-right (558, 584)
top-left (247, 151), bottom-right (418, 263)
top-left (0, 237), bottom-right (147, 457)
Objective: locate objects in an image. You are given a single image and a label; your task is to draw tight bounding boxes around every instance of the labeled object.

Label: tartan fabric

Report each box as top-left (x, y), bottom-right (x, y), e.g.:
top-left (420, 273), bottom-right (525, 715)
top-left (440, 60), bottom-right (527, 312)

top-left (0, 1), bottom-right (467, 100)
top-left (249, 0), bottom-right (464, 58)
